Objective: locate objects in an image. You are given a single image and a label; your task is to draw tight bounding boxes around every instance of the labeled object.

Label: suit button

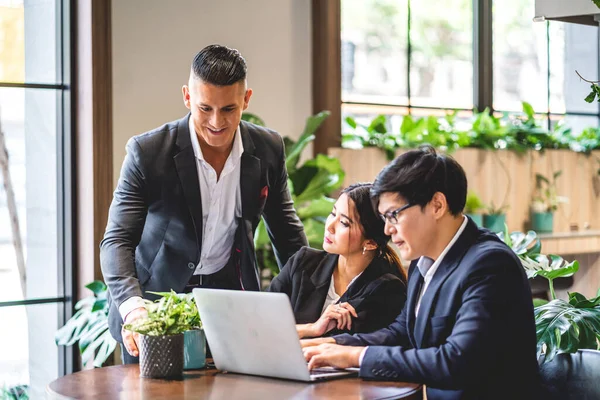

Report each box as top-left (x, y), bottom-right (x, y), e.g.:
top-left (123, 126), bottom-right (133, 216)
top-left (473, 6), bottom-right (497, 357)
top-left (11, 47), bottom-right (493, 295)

top-left (188, 262), bottom-right (195, 269)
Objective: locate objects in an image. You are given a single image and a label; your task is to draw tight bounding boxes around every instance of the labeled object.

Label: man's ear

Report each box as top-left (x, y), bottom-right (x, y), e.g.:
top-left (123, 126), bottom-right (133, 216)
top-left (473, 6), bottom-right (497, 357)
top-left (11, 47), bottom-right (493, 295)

top-left (430, 192), bottom-right (449, 219)
top-left (243, 88), bottom-right (253, 110)
top-left (182, 85), bottom-right (191, 109)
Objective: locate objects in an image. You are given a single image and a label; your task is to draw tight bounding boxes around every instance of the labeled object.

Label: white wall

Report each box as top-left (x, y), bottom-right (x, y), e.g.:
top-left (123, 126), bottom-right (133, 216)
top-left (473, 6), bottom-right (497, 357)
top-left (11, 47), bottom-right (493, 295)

top-left (112, 0), bottom-right (312, 185)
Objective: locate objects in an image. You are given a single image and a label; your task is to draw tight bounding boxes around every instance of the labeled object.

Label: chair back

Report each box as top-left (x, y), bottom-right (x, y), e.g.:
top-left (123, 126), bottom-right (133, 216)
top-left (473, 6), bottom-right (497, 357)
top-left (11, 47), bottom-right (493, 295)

top-left (539, 349), bottom-right (600, 399)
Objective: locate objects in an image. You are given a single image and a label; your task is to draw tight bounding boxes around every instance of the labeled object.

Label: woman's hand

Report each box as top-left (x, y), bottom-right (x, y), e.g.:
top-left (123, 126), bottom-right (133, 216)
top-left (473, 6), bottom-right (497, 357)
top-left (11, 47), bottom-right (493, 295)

top-left (313, 302), bottom-right (358, 336)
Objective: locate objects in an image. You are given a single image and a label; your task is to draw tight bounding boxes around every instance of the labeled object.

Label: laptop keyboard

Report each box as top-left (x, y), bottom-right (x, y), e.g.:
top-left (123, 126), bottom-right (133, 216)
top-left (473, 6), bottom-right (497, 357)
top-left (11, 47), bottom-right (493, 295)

top-left (309, 367), bottom-right (347, 377)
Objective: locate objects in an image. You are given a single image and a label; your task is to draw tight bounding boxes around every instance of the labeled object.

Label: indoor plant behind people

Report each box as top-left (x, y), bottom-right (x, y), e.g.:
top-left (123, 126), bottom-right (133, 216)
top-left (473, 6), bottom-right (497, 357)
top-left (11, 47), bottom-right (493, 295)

top-left (123, 290), bottom-right (202, 378)
top-left (530, 170), bottom-right (567, 233)
top-left (464, 191), bottom-right (485, 227)
top-left (483, 201), bottom-right (509, 233)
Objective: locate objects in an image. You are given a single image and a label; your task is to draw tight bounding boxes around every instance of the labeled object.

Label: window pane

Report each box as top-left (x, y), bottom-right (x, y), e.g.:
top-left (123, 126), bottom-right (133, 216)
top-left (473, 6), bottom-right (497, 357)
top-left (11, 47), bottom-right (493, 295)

top-left (0, 87), bottom-right (60, 301)
top-left (0, 0), bottom-right (59, 84)
top-left (493, 0), bottom-right (548, 113)
top-left (551, 114), bottom-right (599, 135)
top-left (549, 22), bottom-right (600, 114)
top-left (410, 0), bottom-right (473, 109)
top-left (0, 303), bottom-right (60, 399)
top-left (341, 0), bottom-right (409, 105)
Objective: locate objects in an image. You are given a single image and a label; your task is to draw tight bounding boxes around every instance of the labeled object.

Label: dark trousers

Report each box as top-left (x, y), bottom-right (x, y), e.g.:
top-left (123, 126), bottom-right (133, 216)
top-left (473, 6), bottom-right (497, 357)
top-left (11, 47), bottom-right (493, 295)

top-left (121, 256), bottom-right (241, 364)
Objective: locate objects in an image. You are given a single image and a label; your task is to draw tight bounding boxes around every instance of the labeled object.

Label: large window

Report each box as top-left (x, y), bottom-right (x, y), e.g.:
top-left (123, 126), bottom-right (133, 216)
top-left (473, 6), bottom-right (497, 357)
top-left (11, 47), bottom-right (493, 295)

top-left (0, 0), bottom-right (72, 398)
top-left (341, 0), bottom-right (600, 130)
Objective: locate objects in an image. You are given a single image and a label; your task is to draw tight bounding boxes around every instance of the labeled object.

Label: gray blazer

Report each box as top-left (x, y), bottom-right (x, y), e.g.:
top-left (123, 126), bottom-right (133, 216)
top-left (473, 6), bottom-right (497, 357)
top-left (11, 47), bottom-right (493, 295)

top-left (100, 114), bottom-right (307, 342)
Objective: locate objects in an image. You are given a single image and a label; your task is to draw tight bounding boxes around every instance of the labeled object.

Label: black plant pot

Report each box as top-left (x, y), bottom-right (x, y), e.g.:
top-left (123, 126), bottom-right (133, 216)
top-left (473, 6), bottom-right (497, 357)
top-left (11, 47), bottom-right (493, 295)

top-left (139, 333), bottom-right (184, 379)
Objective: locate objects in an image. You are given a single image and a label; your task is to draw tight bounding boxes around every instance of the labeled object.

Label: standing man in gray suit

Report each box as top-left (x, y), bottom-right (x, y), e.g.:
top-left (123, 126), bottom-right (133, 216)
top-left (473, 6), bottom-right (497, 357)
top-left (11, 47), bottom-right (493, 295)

top-left (100, 44), bottom-right (307, 362)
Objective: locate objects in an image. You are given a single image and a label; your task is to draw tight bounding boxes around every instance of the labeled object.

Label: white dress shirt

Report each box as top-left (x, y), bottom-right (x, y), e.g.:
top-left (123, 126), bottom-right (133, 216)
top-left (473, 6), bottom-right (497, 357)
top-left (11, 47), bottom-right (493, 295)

top-left (118, 119), bottom-right (243, 321)
top-left (320, 271), bottom-right (363, 315)
top-left (189, 118), bottom-right (243, 275)
top-left (358, 215), bottom-right (468, 365)
top-left (415, 215), bottom-right (467, 316)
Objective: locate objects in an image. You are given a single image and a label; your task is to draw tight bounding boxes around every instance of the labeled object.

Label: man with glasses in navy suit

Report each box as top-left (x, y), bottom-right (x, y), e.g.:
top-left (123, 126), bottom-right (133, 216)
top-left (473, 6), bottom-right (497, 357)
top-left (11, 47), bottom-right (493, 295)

top-left (302, 145), bottom-right (540, 400)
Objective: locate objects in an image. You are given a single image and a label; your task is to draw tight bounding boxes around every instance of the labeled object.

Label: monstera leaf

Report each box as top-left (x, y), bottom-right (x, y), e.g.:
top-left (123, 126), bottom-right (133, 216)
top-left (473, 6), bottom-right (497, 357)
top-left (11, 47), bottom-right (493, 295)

top-left (521, 255), bottom-right (579, 300)
top-left (535, 291), bottom-right (600, 363)
top-left (498, 228), bottom-right (541, 258)
top-left (55, 281), bottom-right (117, 368)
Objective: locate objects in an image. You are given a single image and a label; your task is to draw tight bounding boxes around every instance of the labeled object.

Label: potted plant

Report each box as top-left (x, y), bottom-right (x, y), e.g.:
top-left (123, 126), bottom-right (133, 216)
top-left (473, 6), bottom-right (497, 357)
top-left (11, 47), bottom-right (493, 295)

top-left (123, 290), bottom-right (201, 378)
top-left (530, 171), bottom-right (567, 233)
top-left (483, 201), bottom-right (509, 233)
top-left (464, 191), bottom-right (485, 227)
top-left (147, 291), bottom-right (205, 370)
top-left (55, 281), bottom-right (117, 368)
top-left (499, 227), bottom-right (600, 362)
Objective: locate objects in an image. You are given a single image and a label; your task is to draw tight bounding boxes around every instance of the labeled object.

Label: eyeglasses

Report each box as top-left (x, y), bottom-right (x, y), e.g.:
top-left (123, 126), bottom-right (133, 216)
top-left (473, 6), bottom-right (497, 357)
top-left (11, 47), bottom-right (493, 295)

top-left (380, 203), bottom-right (415, 224)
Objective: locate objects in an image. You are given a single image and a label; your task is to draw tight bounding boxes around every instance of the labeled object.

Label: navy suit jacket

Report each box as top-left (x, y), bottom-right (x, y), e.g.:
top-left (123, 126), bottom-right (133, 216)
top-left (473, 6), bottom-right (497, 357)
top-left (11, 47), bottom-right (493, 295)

top-left (333, 218), bottom-right (540, 400)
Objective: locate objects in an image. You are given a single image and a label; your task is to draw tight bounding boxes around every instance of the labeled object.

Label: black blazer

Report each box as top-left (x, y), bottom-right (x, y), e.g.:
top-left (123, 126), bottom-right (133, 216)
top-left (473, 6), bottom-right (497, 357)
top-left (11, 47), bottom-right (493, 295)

top-left (268, 247), bottom-right (407, 336)
top-left (333, 218), bottom-right (541, 400)
top-left (100, 114), bottom-right (307, 342)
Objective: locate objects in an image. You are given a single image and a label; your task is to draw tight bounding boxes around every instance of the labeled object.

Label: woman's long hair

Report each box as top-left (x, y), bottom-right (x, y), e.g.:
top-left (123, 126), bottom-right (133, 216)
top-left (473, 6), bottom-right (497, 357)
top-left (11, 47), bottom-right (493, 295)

top-left (341, 183), bottom-right (407, 282)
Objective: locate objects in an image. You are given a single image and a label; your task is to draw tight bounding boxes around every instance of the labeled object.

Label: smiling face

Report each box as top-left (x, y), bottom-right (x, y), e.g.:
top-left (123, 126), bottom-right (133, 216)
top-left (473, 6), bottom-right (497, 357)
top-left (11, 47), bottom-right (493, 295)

top-left (182, 78), bottom-right (252, 151)
top-left (377, 192), bottom-right (438, 261)
top-left (323, 194), bottom-right (369, 256)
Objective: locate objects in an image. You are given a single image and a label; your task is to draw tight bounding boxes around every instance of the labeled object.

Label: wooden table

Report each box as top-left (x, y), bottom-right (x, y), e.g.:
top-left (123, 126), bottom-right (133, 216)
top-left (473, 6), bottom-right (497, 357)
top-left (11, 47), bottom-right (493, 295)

top-left (46, 364), bottom-right (422, 399)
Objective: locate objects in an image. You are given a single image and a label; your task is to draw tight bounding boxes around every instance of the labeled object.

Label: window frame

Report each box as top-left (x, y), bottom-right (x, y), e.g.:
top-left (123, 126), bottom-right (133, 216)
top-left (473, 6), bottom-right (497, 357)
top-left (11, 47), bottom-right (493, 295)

top-left (0, 0), bottom-right (75, 376)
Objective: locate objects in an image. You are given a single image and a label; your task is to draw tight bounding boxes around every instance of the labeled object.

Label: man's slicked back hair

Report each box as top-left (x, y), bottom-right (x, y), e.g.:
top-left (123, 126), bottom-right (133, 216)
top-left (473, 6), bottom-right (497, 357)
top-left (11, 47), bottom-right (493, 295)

top-left (191, 44), bottom-right (247, 86)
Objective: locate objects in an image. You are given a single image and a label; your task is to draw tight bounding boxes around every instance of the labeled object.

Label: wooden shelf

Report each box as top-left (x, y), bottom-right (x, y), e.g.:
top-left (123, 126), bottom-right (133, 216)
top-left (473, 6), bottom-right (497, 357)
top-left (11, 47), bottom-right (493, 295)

top-left (539, 231), bottom-right (600, 255)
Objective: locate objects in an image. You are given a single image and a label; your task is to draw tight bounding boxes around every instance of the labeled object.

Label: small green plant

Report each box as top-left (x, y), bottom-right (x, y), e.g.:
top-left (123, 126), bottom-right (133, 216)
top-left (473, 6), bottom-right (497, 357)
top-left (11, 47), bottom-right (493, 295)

top-left (55, 281), bottom-right (117, 368)
top-left (531, 170), bottom-right (567, 213)
top-left (340, 101), bottom-right (600, 154)
top-left (123, 291), bottom-right (200, 336)
top-left (464, 191), bottom-right (485, 214)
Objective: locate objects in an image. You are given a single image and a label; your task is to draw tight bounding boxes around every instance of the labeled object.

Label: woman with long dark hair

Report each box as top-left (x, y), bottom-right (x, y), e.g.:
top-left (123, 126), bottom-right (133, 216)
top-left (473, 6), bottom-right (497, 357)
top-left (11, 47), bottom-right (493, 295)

top-left (268, 183), bottom-right (407, 338)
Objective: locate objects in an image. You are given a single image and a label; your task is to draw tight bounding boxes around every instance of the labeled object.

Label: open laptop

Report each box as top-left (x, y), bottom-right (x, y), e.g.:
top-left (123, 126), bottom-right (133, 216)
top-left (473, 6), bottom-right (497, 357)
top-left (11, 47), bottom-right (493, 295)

top-left (193, 288), bottom-right (358, 382)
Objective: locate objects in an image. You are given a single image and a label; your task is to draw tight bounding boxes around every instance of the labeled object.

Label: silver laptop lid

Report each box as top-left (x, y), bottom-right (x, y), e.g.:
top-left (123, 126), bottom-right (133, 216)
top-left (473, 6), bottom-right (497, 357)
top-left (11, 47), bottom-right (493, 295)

top-left (193, 288), bottom-right (312, 381)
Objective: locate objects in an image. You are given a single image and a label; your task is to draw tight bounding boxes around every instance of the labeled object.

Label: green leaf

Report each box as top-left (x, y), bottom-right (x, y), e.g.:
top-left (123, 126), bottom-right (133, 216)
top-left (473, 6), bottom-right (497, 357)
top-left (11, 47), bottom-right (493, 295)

top-left (345, 116), bottom-right (357, 129)
top-left (85, 281), bottom-right (107, 296)
top-left (400, 115), bottom-right (415, 134)
top-left (241, 112), bottom-right (266, 126)
top-left (535, 298), bottom-right (600, 362)
top-left (296, 196), bottom-right (335, 220)
top-left (302, 218), bottom-right (326, 249)
top-left (253, 218), bottom-right (270, 249)
top-left (285, 111), bottom-right (331, 172)
top-left (293, 155), bottom-right (345, 203)
top-left (593, 0), bottom-right (600, 8)
top-left (91, 299), bottom-right (107, 313)
top-left (285, 133), bottom-right (315, 173)
top-left (93, 330), bottom-right (118, 368)
top-left (522, 101), bottom-right (535, 119)
top-left (585, 86), bottom-right (598, 103)
top-left (533, 298), bottom-right (549, 307)
top-left (367, 115), bottom-right (388, 133)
